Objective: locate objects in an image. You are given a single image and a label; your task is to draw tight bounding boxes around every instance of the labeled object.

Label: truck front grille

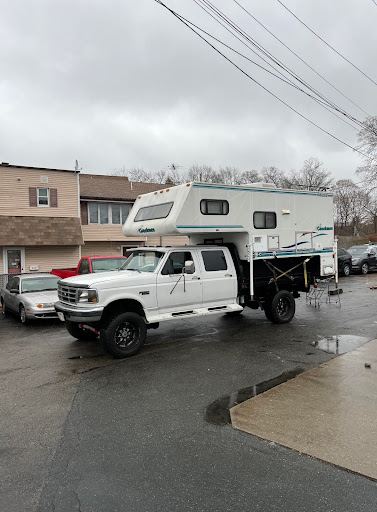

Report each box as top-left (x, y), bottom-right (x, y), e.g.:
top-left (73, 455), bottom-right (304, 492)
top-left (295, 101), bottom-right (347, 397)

top-left (58, 284), bottom-right (77, 304)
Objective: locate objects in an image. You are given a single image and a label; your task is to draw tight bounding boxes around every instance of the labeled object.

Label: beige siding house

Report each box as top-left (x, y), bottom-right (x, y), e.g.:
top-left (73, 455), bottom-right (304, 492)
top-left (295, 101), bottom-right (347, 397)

top-left (0, 163), bottom-right (83, 274)
top-left (79, 174), bottom-right (188, 257)
top-left (0, 164), bottom-right (188, 276)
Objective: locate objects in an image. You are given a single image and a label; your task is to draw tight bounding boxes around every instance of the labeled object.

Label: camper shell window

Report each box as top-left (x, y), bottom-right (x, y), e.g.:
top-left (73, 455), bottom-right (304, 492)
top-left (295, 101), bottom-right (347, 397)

top-left (200, 199), bottom-right (229, 215)
top-left (134, 202), bottom-right (173, 222)
top-left (254, 211), bottom-right (277, 229)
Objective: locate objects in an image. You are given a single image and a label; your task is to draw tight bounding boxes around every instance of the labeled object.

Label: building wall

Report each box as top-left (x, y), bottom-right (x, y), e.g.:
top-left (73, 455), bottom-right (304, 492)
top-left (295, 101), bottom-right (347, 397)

top-left (81, 236), bottom-right (189, 258)
top-left (81, 224), bottom-right (134, 242)
top-left (0, 166), bottom-right (79, 218)
top-left (25, 245), bottom-right (80, 272)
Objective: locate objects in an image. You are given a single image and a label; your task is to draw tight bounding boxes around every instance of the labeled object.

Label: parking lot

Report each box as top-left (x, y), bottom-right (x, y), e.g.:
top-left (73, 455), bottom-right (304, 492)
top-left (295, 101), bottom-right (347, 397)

top-left (1, 274), bottom-right (377, 512)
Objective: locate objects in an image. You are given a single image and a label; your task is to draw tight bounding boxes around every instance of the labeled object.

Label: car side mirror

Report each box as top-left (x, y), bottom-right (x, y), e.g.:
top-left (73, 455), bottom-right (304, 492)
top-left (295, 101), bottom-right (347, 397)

top-left (184, 260), bottom-right (195, 274)
top-left (10, 289), bottom-right (19, 294)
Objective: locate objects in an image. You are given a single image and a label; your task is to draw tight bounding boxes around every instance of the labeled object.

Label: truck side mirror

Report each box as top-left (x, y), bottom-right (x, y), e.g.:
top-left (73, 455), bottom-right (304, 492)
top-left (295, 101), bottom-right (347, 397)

top-left (184, 261), bottom-right (195, 274)
top-left (10, 289), bottom-right (19, 294)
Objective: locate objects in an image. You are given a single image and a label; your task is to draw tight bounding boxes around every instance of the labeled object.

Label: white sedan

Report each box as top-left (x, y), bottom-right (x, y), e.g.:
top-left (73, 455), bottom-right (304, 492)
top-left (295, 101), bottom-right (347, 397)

top-left (1, 274), bottom-right (59, 324)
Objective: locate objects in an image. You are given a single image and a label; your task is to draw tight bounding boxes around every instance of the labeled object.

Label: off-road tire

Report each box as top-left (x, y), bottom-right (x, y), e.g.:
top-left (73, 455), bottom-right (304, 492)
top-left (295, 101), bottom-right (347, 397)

top-left (361, 262), bottom-right (369, 275)
top-left (65, 320), bottom-right (98, 341)
top-left (100, 312), bottom-right (147, 358)
top-left (264, 290), bottom-right (295, 324)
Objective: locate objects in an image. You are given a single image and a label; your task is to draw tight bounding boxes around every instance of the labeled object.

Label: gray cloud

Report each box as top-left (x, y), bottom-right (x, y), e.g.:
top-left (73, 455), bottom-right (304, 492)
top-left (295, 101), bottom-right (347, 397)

top-left (1, 0), bottom-right (376, 179)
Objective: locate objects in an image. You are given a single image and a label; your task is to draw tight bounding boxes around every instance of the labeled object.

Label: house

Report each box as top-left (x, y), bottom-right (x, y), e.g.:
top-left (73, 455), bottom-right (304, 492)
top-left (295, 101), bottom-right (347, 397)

top-left (0, 163), bottom-right (83, 275)
top-left (0, 163), bottom-right (188, 275)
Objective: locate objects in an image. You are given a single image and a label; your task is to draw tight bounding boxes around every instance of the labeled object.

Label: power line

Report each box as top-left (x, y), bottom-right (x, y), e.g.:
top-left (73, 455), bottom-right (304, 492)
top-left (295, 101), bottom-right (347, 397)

top-left (181, 5), bottom-right (360, 131)
top-left (155, 0), bottom-right (372, 160)
top-left (233, 0), bottom-right (371, 117)
top-left (276, 0), bottom-right (377, 88)
top-left (371, 0), bottom-right (377, 7)
top-left (194, 0), bottom-right (375, 134)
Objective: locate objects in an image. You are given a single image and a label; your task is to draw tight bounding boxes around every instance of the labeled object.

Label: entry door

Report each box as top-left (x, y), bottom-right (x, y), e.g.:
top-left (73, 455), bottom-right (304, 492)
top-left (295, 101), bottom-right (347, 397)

top-left (4, 247), bottom-right (25, 274)
top-left (156, 251), bottom-right (202, 314)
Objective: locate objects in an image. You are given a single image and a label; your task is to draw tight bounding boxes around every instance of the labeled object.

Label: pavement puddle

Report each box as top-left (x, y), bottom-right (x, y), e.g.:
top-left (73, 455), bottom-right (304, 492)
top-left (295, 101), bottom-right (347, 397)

top-left (315, 334), bottom-right (370, 355)
top-left (230, 339), bottom-right (377, 480)
top-left (204, 368), bottom-right (304, 426)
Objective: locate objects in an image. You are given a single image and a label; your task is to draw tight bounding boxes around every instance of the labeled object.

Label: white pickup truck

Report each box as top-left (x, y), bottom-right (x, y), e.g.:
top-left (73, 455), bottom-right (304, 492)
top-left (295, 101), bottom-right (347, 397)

top-left (55, 181), bottom-right (335, 358)
top-left (54, 245), bottom-right (256, 358)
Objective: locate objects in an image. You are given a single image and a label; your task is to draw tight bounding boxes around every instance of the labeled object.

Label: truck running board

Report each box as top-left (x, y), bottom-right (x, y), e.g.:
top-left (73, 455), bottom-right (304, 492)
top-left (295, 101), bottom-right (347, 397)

top-left (147, 304), bottom-right (243, 324)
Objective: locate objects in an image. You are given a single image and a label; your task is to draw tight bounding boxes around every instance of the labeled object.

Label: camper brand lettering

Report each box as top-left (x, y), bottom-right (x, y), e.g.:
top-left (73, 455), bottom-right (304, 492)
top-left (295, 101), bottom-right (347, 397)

top-left (138, 228), bottom-right (155, 233)
top-left (316, 225), bottom-right (333, 231)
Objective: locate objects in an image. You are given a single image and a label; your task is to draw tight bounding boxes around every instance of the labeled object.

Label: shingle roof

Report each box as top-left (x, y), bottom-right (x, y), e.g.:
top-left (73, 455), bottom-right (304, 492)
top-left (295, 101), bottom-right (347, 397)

top-left (79, 174), bottom-right (167, 201)
top-left (0, 217), bottom-right (84, 246)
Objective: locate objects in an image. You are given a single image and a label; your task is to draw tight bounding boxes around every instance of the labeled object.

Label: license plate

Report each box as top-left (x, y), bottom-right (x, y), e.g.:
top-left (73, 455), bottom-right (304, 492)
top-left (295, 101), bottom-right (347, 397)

top-left (57, 312), bottom-right (65, 322)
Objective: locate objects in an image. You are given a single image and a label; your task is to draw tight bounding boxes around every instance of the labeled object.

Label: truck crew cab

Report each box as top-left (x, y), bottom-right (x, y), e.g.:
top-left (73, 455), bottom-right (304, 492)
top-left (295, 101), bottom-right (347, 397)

top-left (55, 181), bottom-right (335, 358)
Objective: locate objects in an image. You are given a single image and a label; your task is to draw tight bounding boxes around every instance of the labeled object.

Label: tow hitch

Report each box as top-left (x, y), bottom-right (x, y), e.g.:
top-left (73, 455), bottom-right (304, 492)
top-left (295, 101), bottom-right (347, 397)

top-left (79, 324), bottom-right (100, 335)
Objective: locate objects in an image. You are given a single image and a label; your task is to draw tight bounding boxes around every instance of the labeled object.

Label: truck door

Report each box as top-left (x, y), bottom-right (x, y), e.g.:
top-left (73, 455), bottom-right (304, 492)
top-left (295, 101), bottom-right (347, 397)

top-left (156, 251), bottom-right (202, 314)
top-left (199, 249), bottom-right (237, 306)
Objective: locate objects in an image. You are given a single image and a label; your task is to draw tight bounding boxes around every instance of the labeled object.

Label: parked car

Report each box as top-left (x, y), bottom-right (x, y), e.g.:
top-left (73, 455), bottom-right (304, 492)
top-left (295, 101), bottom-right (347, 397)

top-left (1, 274), bottom-right (60, 323)
top-left (337, 248), bottom-right (352, 276)
top-left (51, 256), bottom-right (127, 279)
top-left (347, 244), bottom-right (377, 274)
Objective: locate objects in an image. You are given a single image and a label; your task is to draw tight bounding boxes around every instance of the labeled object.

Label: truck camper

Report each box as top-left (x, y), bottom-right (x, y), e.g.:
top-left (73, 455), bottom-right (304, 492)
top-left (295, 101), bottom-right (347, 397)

top-left (55, 182), bottom-right (335, 358)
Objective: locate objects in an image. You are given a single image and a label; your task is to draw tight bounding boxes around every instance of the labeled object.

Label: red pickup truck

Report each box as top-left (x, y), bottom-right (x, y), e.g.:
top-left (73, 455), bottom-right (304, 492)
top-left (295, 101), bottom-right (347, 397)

top-left (51, 256), bottom-right (127, 279)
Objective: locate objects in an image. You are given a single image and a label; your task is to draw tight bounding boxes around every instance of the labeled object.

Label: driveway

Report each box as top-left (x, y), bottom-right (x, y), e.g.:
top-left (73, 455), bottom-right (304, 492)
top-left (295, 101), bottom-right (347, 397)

top-left (1, 275), bottom-right (377, 511)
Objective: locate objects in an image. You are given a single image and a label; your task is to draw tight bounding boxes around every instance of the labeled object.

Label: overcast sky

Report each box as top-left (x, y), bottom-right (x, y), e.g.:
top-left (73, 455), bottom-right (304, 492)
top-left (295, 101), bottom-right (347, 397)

top-left (1, 0), bottom-right (377, 180)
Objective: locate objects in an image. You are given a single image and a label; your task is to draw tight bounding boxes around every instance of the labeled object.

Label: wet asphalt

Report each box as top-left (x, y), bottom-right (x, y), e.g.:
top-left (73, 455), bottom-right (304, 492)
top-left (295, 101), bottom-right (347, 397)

top-left (1, 274), bottom-right (377, 511)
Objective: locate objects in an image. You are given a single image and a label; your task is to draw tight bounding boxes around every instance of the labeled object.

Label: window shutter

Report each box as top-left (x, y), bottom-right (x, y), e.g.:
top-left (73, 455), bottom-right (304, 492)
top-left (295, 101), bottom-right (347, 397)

top-left (80, 202), bottom-right (88, 225)
top-left (29, 187), bottom-right (37, 207)
top-left (50, 188), bottom-right (58, 207)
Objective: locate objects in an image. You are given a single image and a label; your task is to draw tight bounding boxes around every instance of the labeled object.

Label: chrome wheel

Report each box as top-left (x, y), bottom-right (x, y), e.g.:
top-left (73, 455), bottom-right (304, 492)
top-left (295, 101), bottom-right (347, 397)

top-left (20, 305), bottom-right (27, 324)
top-left (115, 322), bottom-right (137, 349)
top-left (343, 263), bottom-right (351, 276)
top-left (361, 263), bottom-right (369, 275)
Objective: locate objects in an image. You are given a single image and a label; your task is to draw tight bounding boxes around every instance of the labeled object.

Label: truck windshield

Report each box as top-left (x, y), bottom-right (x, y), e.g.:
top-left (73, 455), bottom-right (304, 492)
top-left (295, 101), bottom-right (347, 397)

top-left (91, 258), bottom-right (126, 273)
top-left (120, 251), bottom-right (164, 273)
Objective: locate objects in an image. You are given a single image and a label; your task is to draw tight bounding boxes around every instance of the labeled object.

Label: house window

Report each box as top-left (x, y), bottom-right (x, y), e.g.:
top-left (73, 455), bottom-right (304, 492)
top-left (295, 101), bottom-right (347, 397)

top-left (253, 211), bottom-right (277, 229)
top-left (88, 202), bottom-right (131, 225)
top-left (200, 199), bottom-right (229, 215)
top-left (37, 188), bottom-right (49, 207)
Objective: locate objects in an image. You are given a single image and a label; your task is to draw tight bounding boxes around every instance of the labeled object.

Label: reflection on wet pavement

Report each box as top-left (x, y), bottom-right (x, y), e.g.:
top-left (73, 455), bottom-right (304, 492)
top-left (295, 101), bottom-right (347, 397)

top-left (205, 368), bottom-right (304, 426)
top-left (316, 335), bottom-right (370, 354)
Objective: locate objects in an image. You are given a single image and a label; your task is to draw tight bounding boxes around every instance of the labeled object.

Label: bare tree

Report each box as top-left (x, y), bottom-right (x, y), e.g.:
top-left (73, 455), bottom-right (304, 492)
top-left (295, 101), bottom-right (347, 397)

top-left (260, 166), bottom-right (288, 188)
top-left (186, 164), bottom-right (217, 183)
top-left (289, 157), bottom-right (333, 191)
top-left (356, 116), bottom-right (377, 186)
top-left (334, 179), bottom-right (370, 235)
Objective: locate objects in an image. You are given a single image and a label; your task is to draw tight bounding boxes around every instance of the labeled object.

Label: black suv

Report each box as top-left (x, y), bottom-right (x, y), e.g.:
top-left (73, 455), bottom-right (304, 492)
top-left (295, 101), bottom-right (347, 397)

top-left (348, 244), bottom-right (377, 274)
top-left (337, 248), bottom-right (352, 276)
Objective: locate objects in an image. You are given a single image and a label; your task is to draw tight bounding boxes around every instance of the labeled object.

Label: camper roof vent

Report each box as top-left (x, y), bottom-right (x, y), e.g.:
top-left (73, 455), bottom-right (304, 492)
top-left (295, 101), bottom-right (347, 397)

top-left (249, 182), bottom-right (277, 189)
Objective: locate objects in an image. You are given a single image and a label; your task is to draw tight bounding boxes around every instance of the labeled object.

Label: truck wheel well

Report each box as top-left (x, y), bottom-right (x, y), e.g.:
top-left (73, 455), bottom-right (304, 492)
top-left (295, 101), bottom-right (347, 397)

top-left (102, 299), bottom-right (145, 323)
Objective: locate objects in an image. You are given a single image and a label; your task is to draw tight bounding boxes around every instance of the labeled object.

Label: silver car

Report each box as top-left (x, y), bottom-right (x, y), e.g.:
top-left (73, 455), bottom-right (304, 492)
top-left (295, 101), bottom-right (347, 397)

top-left (1, 273), bottom-right (59, 323)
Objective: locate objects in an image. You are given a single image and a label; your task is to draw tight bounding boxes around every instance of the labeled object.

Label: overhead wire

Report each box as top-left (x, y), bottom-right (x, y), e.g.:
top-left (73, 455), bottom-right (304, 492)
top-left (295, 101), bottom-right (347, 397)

top-left (233, 0), bottom-right (371, 117)
top-left (181, 5), bottom-right (360, 131)
top-left (154, 0), bottom-right (373, 160)
top-left (276, 0), bottom-right (377, 88)
top-left (194, 0), bottom-right (375, 134)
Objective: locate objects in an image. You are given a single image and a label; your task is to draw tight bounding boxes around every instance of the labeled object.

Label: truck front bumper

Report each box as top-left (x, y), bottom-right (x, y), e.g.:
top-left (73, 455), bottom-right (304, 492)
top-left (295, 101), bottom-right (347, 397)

top-left (54, 301), bottom-right (104, 323)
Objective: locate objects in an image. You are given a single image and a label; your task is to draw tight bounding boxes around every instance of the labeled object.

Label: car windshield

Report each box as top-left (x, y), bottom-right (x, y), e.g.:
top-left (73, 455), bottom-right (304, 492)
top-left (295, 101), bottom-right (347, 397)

top-left (348, 246), bottom-right (368, 255)
top-left (120, 250), bottom-right (164, 273)
top-left (91, 258), bottom-right (126, 273)
top-left (21, 276), bottom-right (60, 293)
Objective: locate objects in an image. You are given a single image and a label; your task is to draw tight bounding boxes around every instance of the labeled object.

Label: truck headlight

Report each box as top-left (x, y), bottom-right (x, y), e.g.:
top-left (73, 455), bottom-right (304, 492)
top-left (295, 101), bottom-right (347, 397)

top-left (77, 288), bottom-right (98, 303)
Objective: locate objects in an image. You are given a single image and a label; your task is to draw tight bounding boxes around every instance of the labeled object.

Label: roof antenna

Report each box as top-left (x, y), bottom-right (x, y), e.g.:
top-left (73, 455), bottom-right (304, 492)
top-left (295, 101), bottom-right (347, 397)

top-left (75, 159), bottom-right (82, 172)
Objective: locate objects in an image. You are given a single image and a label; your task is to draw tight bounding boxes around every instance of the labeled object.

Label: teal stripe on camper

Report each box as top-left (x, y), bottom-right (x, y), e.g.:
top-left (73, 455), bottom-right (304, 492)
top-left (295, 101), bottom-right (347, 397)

top-left (176, 225), bottom-right (244, 229)
top-left (192, 183), bottom-right (332, 198)
top-left (254, 250), bottom-right (333, 258)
